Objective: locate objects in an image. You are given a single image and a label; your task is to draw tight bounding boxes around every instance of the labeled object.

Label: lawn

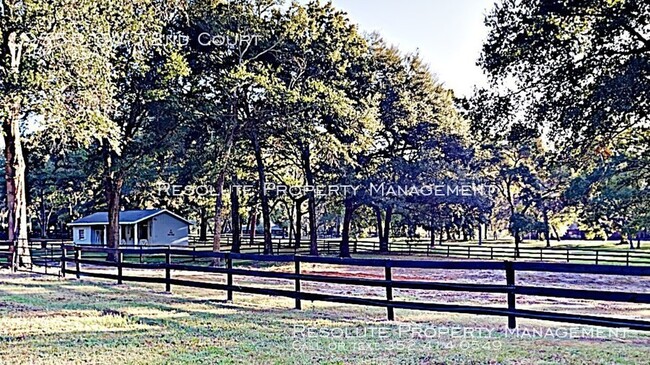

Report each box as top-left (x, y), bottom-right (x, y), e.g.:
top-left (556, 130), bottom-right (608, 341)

top-left (1, 266), bottom-right (650, 365)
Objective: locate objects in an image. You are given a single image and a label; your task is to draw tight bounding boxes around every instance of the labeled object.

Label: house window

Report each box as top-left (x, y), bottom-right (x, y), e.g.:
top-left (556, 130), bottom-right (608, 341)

top-left (78, 229), bottom-right (85, 240)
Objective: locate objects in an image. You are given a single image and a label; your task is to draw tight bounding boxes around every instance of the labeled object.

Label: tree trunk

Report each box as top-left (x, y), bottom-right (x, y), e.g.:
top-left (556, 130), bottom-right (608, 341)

top-left (340, 200), bottom-right (355, 258)
top-left (337, 214), bottom-right (342, 237)
top-left (252, 134), bottom-right (272, 254)
top-left (382, 206), bottom-right (392, 252)
top-left (301, 144), bottom-right (318, 255)
top-left (40, 190), bottom-right (48, 238)
top-left (211, 172), bottom-right (226, 263)
top-left (249, 207), bottom-right (257, 246)
top-left (483, 221), bottom-right (490, 241)
top-left (231, 178), bottom-right (241, 253)
top-left (104, 173), bottom-right (123, 262)
top-left (3, 115), bottom-right (31, 266)
top-left (542, 208), bottom-right (550, 248)
top-left (628, 233), bottom-right (634, 249)
top-left (294, 199), bottom-right (303, 248)
top-left (514, 230), bottom-right (521, 258)
top-left (552, 225), bottom-right (561, 241)
top-left (208, 96), bottom-right (239, 254)
top-left (430, 213), bottom-right (435, 247)
top-left (199, 207), bottom-right (208, 242)
top-left (307, 196), bottom-right (318, 255)
top-left (287, 205), bottom-right (294, 244)
top-left (373, 205), bottom-right (383, 251)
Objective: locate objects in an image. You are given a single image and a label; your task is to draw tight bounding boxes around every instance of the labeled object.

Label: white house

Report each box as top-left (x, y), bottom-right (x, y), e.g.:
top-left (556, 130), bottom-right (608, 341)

top-left (68, 209), bottom-right (192, 246)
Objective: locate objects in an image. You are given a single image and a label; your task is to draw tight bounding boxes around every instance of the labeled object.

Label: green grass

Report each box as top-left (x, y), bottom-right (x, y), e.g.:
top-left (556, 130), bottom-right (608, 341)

top-left (1, 269), bottom-right (649, 364)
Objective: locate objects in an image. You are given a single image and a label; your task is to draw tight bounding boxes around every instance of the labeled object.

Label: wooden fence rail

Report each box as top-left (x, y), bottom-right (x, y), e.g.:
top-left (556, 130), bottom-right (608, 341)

top-left (59, 244), bottom-right (650, 332)
top-left (4, 237), bottom-right (650, 279)
top-left (189, 236), bottom-right (650, 265)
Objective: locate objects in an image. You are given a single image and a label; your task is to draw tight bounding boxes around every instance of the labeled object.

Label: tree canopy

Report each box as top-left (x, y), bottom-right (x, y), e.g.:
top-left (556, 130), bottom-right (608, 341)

top-left (2, 0), bottom-right (648, 261)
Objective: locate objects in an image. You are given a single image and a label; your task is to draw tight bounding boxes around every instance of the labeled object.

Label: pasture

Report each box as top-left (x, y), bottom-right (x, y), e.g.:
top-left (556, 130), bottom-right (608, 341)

top-left (2, 254), bottom-right (650, 365)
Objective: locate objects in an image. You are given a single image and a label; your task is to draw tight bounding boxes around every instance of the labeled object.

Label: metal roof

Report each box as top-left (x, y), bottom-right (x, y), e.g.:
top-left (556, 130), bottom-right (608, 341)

top-left (68, 209), bottom-right (192, 226)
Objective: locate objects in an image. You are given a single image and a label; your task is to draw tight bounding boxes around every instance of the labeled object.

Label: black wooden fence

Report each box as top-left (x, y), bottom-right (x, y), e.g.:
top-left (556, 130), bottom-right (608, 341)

top-left (0, 241), bottom-right (12, 269)
top-left (0, 239), bottom-right (67, 275)
top-left (3, 237), bottom-right (650, 275)
top-left (189, 236), bottom-right (650, 265)
top-left (59, 244), bottom-right (650, 331)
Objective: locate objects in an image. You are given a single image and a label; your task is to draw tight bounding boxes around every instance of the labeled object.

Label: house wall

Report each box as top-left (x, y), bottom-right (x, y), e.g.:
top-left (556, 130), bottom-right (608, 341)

top-left (150, 213), bottom-right (189, 245)
top-left (73, 226), bottom-right (91, 245)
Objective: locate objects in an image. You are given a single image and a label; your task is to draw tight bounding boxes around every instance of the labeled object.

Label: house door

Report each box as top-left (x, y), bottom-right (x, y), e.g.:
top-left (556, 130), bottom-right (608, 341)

top-left (91, 228), bottom-right (103, 245)
top-left (137, 222), bottom-right (150, 245)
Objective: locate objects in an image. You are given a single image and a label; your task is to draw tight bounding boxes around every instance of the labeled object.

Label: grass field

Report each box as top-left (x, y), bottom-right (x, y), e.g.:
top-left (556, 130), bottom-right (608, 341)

top-left (1, 262), bottom-right (650, 365)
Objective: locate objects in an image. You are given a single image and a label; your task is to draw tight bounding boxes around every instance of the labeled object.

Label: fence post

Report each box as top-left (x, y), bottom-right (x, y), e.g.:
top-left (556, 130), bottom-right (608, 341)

top-left (447, 245), bottom-right (450, 257)
top-left (505, 261), bottom-right (516, 329)
top-left (595, 250), bottom-right (599, 265)
top-left (117, 249), bottom-right (123, 285)
top-left (60, 244), bottom-right (67, 278)
top-left (277, 238), bottom-right (281, 255)
top-left (467, 246), bottom-right (471, 259)
top-left (74, 246), bottom-right (81, 279)
top-left (226, 253), bottom-right (233, 302)
top-left (165, 248), bottom-right (171, 293)
top-left (540, 248), bottom-right (543, 261)
top-left (139, 246), bottom-right (143, 264)
top-left (490, 247), bottom-right (494, 260)
top-left (294, 256), bottom-right (301, 310)
top-left (627, 251), bottom-right (630, 266)
top-left (385, 260), bottom-right (394, 321)
top-left (192, 246), bottom-right (196, 262)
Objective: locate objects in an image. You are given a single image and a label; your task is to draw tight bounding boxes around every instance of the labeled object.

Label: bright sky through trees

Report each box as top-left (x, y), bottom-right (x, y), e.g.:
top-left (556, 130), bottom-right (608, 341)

top-left (330, 0), bottom-right (494, 97)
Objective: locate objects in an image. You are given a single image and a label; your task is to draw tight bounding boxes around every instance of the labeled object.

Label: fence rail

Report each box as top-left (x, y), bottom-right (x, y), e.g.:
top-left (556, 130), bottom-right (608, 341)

top-left (3, 236), bottom-right (650, 275)
top-left (57, 244), bottom-right (650, 332)
top-left (190, 236), bottom-right (650, 265)
top-left (0, 242), bottom-right (12, 269)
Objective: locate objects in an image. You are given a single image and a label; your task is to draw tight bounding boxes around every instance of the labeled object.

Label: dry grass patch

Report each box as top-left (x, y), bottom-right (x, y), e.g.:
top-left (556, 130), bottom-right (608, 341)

top-left (0, 268), bottom-right (649, 364)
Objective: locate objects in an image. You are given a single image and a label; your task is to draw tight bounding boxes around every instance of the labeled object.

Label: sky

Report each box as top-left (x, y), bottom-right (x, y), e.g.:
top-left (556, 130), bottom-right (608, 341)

top-left (329, 0), bottom-right (496, 97)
